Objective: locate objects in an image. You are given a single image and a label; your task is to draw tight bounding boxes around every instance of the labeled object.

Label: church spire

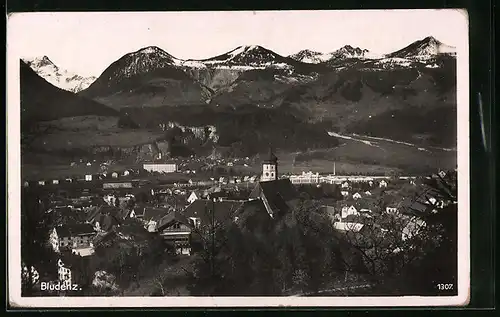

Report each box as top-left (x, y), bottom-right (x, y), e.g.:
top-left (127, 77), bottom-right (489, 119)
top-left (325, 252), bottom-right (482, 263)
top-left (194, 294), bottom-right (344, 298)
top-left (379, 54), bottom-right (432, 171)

top-left (265, 147), bottom-right (278, 164)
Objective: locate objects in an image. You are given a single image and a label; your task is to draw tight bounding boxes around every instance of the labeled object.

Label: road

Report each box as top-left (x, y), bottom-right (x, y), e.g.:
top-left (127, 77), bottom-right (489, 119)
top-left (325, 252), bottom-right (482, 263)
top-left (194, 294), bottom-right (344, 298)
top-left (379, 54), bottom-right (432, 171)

top-left (328, 132), bottom-right (456, 153)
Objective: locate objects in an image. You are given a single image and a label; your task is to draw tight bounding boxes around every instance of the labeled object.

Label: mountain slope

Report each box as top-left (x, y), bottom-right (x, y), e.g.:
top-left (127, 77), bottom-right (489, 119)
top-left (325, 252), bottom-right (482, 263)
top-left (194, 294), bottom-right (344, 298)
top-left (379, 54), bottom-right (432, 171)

top-left (79, 46), bottom-right (213, 109)
top-left (386, 36), bottom-right (456, 60)
top-left (290, 46), bottom-right (378, 64)
top-left (271, 63), bottom-right (456, 147)
top-left (22, 56), bottom-right (96, 93)
top-left (20, 60), bottom-right (118, 125)
top-left (199, 45), bottom-right (295, 68)
top-left (289, 49), bottom-right (330, 64)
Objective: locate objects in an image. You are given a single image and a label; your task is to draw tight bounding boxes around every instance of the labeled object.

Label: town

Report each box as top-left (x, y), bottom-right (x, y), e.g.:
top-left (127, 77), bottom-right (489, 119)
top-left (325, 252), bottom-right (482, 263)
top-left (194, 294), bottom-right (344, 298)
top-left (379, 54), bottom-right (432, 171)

top-left (21, 150), bottom-right (457, 297)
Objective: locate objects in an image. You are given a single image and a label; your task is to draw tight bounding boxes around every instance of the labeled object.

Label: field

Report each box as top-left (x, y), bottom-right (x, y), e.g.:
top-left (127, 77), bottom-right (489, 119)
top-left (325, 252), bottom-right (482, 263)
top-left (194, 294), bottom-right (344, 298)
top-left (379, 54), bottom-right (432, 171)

top-left (29, 129), bottom-right (165, 151)
top-left (227, 134), bottom-right (455, 176)
top-left (21, 127), bottom-right (456, 181)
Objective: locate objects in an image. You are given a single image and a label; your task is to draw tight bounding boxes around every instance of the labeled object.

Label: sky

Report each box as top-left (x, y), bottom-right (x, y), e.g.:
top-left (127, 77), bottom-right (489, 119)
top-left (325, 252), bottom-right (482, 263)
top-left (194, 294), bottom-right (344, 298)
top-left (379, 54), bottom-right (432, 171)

top-left (8, 10), bottom-right (468, 77)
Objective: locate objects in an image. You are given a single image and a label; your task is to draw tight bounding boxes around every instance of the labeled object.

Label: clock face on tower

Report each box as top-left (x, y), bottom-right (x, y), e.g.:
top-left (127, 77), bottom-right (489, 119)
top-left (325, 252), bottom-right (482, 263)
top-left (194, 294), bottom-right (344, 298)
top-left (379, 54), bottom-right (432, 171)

top-left (262, 163), bottom-right (277, 181)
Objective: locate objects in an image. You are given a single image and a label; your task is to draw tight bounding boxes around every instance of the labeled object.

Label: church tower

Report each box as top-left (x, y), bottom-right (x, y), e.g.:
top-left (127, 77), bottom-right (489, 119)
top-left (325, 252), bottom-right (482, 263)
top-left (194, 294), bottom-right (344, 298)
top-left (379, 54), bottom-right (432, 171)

top-left (261, 148), bottom-right (278, 182)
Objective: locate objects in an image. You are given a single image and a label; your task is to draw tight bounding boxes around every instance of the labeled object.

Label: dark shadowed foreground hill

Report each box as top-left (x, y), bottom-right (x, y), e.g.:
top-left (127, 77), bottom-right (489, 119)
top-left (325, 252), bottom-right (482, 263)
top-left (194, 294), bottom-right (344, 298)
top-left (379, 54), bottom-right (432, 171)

top-left (20, 60), bottom-right (119, 126)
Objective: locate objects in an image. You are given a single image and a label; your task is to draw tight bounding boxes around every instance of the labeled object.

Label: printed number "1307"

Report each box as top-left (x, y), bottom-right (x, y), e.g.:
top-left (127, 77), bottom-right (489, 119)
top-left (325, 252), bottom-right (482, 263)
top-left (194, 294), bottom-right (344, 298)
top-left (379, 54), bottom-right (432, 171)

top-left (437, 283), bottom-right (454, 290)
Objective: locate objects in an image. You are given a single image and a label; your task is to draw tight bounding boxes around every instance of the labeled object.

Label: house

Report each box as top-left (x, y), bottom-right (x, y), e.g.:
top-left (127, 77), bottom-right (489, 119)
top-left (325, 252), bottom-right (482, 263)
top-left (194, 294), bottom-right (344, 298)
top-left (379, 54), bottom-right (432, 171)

top-left (379, 180), bottom-right (388, 188)
top-left (341, 190), bottom-right (349, 197)
top-left (57, 253), bottom-right (89, 287)
top-left (341, 181), bottom-right (350, 189)
top-left (111, 172), bottom-right (119, 178)
top-left (86, 205), bottom-right (124, 232)
top-left (38, 180), bottom-right (45, 186)
top-left (333, 221), bottom-right (364, 232)
top-left (402, 217), bottom-right (426, 241)
top-left (123, 170), bottom-right (130, 176)
top-left (103, 194), bottom-right (117, 206)
top-left (23, 181), bottom-right (29, 187)
top-left (386, 206), bottom-right (398, 214)
top-left (187, 191), bottom-right (201, 204)
top-left (103, 182), bottom-right (134, 189)
top-left (52, 179), bottom-right (59, 185)
top-left (249, 178), bottom-right (299, 218)
top-left (156, 211), bottom-right (193, 255)
top-left (49, 224), bottom-right (96, 253)
top-left (320, 205), bottom-right (336, 221)
top-left (352, 192), bottom-right (362, 200)
top-left (142, 207), bottom-right (171, 232)
top-left (93, 231), bottom-right (119, 249)
top-left (341, 205), bottom-right (359, 218)
top-left (143, 163), bottom-right (177, 173)
top-left (182, 199), bottom-right (244, 233)
top-left (364, 191), bottom-right (372, 196)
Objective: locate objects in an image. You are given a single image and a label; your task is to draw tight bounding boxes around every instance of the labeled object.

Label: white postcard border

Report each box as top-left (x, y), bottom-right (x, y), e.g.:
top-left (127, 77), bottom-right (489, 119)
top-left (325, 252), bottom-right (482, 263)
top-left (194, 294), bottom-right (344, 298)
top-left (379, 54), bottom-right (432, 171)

top-left (7, 9), bottom-right (470, 308)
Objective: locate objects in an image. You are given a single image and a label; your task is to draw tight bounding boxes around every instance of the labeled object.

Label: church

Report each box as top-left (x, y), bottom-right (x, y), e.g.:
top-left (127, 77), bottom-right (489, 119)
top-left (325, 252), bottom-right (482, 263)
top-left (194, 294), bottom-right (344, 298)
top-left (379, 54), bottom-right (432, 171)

top-left (248, 149), bottom-right (299, 218)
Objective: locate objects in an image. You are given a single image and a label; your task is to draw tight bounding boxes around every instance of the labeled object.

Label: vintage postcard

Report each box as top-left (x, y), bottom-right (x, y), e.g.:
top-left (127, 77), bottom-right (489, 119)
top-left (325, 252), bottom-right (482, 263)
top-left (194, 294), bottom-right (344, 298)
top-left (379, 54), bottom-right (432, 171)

top-left (7, 9), bottom-right (469, 307)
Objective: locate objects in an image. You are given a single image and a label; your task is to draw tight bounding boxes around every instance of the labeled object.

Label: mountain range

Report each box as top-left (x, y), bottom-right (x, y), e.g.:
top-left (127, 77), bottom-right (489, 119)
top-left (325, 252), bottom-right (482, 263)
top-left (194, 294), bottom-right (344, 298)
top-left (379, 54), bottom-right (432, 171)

top-left (21, 36), bottom-right (457, 167)
top-left (22, 56), bottom-right (97, 93)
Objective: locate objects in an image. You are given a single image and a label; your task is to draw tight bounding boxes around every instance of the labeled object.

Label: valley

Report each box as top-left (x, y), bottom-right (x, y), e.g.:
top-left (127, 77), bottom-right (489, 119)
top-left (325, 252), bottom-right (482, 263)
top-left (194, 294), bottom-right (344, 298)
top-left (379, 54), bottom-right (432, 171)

top-left (21, 36), bottom-right (457, 178)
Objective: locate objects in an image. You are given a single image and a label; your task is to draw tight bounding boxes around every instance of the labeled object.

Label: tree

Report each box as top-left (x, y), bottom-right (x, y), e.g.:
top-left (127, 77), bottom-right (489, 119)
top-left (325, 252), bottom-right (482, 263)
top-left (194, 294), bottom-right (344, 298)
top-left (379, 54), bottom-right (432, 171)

top-left (21, 188), bottom-right (60, 295)
top-left (395, 170), bottom-right (458, 295)
top-left (335, 170), bottom-right (459, 295)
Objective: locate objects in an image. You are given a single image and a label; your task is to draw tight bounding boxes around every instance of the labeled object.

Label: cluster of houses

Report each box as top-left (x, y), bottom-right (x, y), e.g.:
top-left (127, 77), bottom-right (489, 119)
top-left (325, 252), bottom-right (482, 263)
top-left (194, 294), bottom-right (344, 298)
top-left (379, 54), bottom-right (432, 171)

top-left (43, 151), bottom-right (303, 289)
top-left (33, 152), bottom-right (443, 292)
top-left (23, 163), bottom-right (178, 188)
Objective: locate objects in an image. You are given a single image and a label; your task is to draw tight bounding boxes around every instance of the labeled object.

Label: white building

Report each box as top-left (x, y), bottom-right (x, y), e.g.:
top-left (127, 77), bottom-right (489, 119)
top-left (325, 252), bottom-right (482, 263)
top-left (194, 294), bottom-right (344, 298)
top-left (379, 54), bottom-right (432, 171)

top-left (379, 180), bottom-right (388, 188)
top-left (143, 163), bottom-right (177, 173)
top-left (52, 179), bottom-right (59, 185)
top-left (341, 190), bottom-right (349, 197)
top-left (261, 150), bottom-right (278, 182)
top-left (187, 191), bottom-right (200, 204)
top-left (386, 206), bottom-right (398, 214)
top-left (333, 222), bottom-right (364, 232)
top-left (341, 206), bottom-right (359, 218)
top-left (341, 181), bottom-right (350, 189)
top-left (352, 192), bottom-right (362, 200)
top-left (57, 258), bottom-right (73, 286)
top-left (289, 171), bottom-right (320, 184)
top-left (38, 180), bottom-right (45, 186)
top-left (402, 217), bottom-right (426, 241)
top-left (85, 174), bottom-right (92, 181)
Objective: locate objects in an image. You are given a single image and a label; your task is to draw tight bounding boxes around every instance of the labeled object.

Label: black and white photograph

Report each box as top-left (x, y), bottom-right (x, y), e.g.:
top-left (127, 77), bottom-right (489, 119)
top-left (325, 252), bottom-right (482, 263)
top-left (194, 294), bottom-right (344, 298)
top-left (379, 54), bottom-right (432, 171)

top-left (7, 10), bottom-right (469, 307)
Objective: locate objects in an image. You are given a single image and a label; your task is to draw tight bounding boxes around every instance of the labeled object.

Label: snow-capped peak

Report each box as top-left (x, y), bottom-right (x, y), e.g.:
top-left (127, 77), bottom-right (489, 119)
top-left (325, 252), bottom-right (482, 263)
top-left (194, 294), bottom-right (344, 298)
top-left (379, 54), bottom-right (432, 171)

top-left (227, 45), bottom-right (261, 58)
top-left (22, 55), bottom-right (96, 93)
top-left (330, 45), bottom-right (371, 59)
top-left (386, 36), bottom-right (456, 60)
top-left (200, 45), bottom-right (292, 69)
top-left (289, 49), bottom-right (330, 63)
top-left (132, 46), bottom-right (178, 60)
top-left (23, 55), bottom-right (56, 68)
